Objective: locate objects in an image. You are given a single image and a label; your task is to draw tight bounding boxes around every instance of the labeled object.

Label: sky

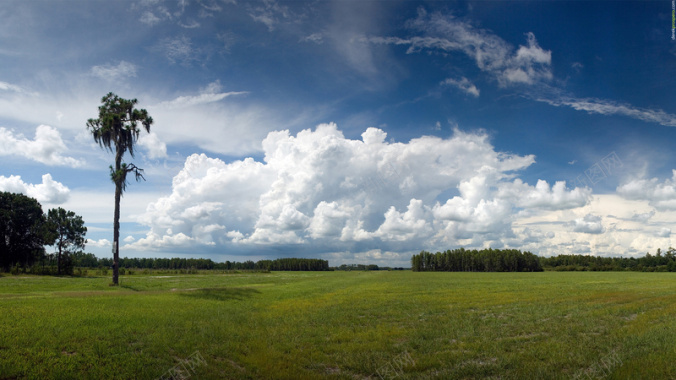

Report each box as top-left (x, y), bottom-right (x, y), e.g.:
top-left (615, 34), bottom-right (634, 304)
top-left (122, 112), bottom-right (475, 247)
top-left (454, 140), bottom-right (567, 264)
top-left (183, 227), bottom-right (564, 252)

top-left (1, 0), bottom-right (676, 267)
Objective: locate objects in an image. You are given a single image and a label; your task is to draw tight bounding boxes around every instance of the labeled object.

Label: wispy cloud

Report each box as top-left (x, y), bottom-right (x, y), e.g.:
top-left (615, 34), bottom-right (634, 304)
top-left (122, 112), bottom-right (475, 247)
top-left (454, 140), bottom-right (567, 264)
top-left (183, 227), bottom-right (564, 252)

top-left (301, 33), bottom-right (324, 44)
top-left (155, 81), bottom-right (248, 108)
top-left (157, 36), bottom-right (195, 65)
top-left (90, 61), bottom-right (137, 81)
top-left (248, 0), bottom-right (291, 32)
top-left (440, 77), bottom-right (479, 97)
top-left (365, 9), bottom-right (676, 129)
top-left (139, 11), bottom-right (161, 26)
top-left (536, 96), bottom-right (676, 128)
top-left (0, 80), bottom-right (26, 93)
top-left (362, 11), bottom-right (552, 87)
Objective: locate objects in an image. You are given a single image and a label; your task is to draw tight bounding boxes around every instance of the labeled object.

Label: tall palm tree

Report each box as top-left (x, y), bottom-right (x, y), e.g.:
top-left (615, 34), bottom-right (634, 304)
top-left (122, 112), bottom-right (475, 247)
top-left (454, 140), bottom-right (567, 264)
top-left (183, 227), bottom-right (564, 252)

top-left (87, 92), bottom-right (153, 285)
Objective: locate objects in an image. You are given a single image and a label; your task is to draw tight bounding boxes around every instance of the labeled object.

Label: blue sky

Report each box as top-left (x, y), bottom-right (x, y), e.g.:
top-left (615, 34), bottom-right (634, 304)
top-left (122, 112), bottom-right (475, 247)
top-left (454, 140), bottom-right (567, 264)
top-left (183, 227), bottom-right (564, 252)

top-left (1, 0), bottom-right (676, 266)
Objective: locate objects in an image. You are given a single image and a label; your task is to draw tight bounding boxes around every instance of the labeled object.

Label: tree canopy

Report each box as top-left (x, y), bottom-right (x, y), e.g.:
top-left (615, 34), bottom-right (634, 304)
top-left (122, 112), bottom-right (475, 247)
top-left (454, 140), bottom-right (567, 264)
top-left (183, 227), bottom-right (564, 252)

top-left (47, 207), bottom-right (87, 275)
top-left (0, 192), bottom-right (51, 271)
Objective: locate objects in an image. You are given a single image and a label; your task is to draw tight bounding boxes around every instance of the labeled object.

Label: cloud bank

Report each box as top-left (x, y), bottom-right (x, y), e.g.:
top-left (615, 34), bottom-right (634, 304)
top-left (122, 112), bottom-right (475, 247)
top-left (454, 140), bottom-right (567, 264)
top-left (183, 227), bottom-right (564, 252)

top-left (130, 123), bottom-right (590, 258)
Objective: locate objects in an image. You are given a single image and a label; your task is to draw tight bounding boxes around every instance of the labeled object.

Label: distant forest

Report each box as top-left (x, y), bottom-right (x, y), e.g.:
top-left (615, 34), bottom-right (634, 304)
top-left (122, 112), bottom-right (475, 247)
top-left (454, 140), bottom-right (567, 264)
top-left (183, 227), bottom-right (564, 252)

top-left (412, 248), bottom-right (543, 272)
top-left (66, 252), bottom-right (330, 272)
top-left (412, 248), bottom-right (676, 272)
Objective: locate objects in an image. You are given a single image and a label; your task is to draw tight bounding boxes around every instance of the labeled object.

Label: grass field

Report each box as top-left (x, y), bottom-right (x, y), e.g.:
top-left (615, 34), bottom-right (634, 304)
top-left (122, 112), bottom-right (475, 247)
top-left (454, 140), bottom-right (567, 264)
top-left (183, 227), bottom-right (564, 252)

top-left (1, 271), bottom-right (676, 379)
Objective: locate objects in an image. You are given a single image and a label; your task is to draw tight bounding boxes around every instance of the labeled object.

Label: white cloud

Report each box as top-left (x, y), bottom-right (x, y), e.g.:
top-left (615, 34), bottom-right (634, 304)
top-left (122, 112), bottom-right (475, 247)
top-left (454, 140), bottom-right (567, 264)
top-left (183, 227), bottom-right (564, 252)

top-left (500, 179), bottom-right (592, 210)
top-left (87, 238), bottom-right (111, 248)
top-left (301, 33), bottom-right (324, 44)
top-left (132, 123), bottom-right (588, 254)
top-left (362, 10), bottom-right (675, 129)
top-left (0, 80), bottom-right (26, 93)
top-left (138, 132), bottom-right (167, 159)
top-left (158, 36), bottom-right (195, 65)
top-left (146, 84), bottom-right (275, 155)
top-left (140, 11), bottom-right (161, 26)
top-left (364, 11), bottom-right (552, 87)
top-left (440, 77), bottom-right (480, 97)
top-left (156, 91), bottom-right (247, 109)
top-left (248, 0), bottom-right (291, 32)
top-left (90, 61), bottom-right (137, 81)
top-left (0, 174), bottom-right (70, 204)
top-left (617, 170), bottom-right (676, 211)
top-left (123, 235), bottom-right (136, 243)
top-left (0, 125), bottom-right (82, 167)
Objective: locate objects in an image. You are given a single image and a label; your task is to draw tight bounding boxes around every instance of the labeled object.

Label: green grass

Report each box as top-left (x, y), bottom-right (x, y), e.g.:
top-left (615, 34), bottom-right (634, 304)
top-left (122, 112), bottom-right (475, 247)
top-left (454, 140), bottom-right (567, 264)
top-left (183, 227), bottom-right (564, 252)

top-left (2, 271), bottom-right (676, 379)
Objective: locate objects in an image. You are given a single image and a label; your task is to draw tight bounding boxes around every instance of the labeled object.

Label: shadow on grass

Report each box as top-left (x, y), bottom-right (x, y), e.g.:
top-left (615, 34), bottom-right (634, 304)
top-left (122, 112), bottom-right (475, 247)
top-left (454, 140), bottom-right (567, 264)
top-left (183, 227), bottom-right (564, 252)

top-left (180, 287), bottom-right (261, 301)
top-left (120, 284), bottom-right (141, 292)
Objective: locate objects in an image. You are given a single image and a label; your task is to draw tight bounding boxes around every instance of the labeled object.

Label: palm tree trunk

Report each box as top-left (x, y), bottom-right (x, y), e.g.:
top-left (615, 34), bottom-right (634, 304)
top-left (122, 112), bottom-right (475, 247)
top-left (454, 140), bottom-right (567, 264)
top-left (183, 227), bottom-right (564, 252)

top-left (112, 152), bottom-right (122, 285)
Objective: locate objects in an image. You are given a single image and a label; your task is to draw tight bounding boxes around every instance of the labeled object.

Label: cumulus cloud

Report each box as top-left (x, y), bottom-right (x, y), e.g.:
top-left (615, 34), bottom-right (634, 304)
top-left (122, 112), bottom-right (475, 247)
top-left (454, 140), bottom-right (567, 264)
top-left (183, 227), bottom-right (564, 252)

top-left (500, 179), bottom-right (592, 210)
top-left (440, 77), bottom-right (480, 97)
top-left (131, 123), bottom-right (589, 254)
top-left (617, 170), bottom-right (676, 211)
top-left (0, 174), bottom-right (70, 204)
top-left (0, 125), bottom-right (82, 167)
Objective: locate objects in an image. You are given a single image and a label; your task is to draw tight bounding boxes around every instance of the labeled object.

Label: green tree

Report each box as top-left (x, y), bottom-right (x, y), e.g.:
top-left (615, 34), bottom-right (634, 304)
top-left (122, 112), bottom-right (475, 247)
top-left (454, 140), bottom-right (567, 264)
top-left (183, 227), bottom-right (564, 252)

top-left (0, 192), bottom-right (51, 271)
top-left (87, 92), bottom-right (153, 285)
top-left (46, 207), bottom-right (87, 275)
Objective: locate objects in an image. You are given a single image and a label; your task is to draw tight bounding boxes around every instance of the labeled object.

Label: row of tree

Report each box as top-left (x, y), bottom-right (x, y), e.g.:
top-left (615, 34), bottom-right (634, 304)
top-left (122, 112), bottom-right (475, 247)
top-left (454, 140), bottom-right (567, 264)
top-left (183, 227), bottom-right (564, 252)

top-left (411, 247), bottom-right (676, 272)
top-left (1, 192), bottom-right (86, 275)
top-left (332, 264), bottom-right (407, 271)
top-left (69, 252), bottom-right (330, 271)
top-left (255, 258), bottom-right (330, 271)
top-left (411, 248), bottom-right (543, 272)
top-left (540, 248), bottom-right (676, 271)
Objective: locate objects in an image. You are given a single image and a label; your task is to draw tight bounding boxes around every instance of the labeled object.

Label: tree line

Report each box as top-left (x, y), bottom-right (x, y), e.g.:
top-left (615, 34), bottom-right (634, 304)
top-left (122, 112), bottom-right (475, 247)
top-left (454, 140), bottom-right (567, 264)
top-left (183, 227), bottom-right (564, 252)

top-left (332, 264), bottom-right (407, 271)
top-left (69, 252), bottom-right (330, 271)
top-left (412, 247), bottom-right (676, 272)
top-left (540, 248), bottom-right (676, 272)
top-left (411, 248), bottom-right (543, 272)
